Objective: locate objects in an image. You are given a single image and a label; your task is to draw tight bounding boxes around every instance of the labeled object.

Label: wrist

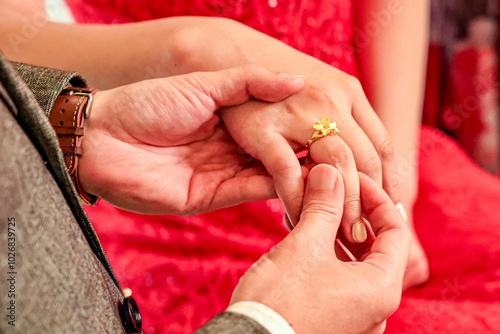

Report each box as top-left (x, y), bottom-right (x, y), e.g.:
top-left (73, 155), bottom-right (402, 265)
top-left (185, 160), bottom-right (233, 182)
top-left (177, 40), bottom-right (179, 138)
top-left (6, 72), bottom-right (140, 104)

top-left (77, 90), bottom-right (109, 199)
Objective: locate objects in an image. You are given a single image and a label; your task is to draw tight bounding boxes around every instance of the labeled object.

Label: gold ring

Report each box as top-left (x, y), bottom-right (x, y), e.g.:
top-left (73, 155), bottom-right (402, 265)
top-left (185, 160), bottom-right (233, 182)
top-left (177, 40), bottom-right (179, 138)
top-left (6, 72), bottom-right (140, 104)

top-left (306, 116), bottom-right (340, 149)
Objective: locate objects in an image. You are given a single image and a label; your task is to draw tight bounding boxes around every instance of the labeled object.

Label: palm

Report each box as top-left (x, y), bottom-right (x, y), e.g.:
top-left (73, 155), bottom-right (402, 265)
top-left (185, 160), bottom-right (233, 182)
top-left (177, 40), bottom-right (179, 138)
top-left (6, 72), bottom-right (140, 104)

top-left (79, 67), bottom-right (303, 214)
top-left (81, 125), bottom-right (273, 214)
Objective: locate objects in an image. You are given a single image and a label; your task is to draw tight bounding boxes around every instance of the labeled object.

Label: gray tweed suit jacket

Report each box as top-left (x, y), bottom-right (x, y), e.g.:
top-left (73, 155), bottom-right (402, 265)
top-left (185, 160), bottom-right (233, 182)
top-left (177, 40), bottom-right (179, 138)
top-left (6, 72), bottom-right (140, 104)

top-left (0, 53), bottom-right (269, 334)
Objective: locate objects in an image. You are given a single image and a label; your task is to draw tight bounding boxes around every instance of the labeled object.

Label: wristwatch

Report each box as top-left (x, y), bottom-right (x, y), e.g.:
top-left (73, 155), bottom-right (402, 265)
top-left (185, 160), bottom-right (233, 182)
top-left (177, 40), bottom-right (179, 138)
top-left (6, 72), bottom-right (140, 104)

top-left (49, 86), bottom-right (99, 205)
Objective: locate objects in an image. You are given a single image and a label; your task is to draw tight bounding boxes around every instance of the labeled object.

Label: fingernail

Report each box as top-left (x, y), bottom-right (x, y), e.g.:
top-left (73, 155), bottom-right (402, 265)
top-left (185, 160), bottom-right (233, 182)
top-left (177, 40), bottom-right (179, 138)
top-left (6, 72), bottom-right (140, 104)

top-left (396, 202), bottom-right (408, 222)
top-left (287, 75), bottom-right (304, 79)
top-left (288, 75), bottom-right (304, 84)
top-left (279, 73), bottom-right (305, 81)
top-left (352, 221), bottom-right (367, 243)
top-left (278, 72), bottom-right (304, 79)
top-left (309, 165), bottom-right (338, 189)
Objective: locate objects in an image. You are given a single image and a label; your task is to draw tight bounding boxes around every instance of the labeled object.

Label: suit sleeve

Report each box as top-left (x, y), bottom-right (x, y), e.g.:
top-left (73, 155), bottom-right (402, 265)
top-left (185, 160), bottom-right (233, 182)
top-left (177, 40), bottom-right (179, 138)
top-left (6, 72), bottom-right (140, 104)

top-left (13, 62), bottom-right (87, 117)
top-left (195, 312), bottom-right (271, 334)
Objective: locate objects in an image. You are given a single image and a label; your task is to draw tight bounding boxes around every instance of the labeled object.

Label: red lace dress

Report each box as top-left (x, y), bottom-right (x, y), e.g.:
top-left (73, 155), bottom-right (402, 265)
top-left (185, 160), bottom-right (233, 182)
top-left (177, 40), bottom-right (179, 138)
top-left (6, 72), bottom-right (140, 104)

top-left (66, 1), bottom-right (500, 333)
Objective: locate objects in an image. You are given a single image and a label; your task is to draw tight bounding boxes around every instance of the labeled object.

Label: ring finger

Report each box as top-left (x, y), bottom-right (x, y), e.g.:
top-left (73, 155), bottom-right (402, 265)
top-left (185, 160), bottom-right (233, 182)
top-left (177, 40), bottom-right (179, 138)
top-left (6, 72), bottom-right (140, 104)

top-left (308, 134), bottom-right (365, 244)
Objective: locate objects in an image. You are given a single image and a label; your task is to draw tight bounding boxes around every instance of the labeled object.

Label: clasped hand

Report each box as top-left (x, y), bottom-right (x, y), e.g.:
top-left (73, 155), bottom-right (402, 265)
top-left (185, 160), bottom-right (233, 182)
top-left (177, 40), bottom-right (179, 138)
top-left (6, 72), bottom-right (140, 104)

top-left (79, 66), bottom-right (304, 214)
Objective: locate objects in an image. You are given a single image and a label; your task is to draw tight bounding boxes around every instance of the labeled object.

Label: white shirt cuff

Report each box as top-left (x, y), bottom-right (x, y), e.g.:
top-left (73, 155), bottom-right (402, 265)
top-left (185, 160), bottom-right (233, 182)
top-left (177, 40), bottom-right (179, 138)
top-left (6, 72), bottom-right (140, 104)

top-left (226, 301), bottom-right (295, 334)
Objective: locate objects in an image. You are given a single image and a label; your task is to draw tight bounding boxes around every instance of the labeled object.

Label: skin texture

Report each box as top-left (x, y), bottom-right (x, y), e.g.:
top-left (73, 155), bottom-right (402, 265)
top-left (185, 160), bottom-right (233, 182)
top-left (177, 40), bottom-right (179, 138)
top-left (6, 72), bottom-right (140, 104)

top-left (231, 165), bottom-right (411, 334)
top-left (79, 66), bottom-right (305, 214)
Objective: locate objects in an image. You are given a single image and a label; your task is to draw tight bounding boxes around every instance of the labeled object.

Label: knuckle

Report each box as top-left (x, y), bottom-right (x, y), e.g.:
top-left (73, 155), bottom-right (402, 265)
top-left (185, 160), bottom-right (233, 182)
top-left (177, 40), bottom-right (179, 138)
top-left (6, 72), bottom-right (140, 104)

top-left (285, 192), bottom-right (306, 214)
top-left (344, 192), bottom-right (361, 212)
top-left (345, 75), bottom-right (363, 93)
top-left (273, 163), bottom-right (301, 179)
top-left (330, 146), bottom-right (354, 170)
top-left (239, 64), bottom-right (265, 82)
top-left (386, 181), bottom-right (400, 202)
top-left (249, 253), bottom-right (278, 278)
top-left (378, 136), bottom-right (396, 163)
top-left (377, 137), bottom-right (400, 198)
top-left (302, 199), bottom-right (343, 221)
top-left (362, 151), bottom-right (382, 177)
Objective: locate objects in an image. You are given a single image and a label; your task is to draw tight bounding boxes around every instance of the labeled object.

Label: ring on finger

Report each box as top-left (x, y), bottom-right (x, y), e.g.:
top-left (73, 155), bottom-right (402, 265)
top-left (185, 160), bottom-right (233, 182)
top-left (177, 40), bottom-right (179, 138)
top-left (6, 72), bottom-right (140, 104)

top-left (306, 116), bottom-right (340, 150)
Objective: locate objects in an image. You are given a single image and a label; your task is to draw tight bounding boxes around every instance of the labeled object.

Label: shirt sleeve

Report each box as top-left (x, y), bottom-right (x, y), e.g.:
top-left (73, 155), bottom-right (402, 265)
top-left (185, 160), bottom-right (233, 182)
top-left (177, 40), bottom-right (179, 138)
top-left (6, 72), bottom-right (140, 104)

top-left (226, 301), bottom-right (295, 334)
top-left (196, 301), bottom-right (295, 334)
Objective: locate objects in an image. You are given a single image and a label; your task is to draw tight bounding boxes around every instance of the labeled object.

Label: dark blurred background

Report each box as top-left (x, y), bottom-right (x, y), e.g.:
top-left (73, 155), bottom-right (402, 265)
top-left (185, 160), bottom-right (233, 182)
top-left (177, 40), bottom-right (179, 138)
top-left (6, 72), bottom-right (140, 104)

top-left (425, 0), bottom-right (499, 174)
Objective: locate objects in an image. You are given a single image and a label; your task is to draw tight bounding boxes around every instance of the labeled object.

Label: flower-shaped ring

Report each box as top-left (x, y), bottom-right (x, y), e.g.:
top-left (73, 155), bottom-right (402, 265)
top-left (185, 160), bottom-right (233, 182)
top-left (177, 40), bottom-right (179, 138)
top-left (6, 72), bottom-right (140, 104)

top-left (306, 116), bottom-right (340, 150)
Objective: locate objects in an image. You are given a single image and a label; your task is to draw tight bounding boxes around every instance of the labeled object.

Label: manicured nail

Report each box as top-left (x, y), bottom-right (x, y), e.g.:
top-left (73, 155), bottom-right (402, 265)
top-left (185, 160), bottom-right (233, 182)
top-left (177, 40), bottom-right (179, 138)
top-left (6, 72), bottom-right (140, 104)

top-left (287, 75), bottom-right (305, 87)
top-left (278, 72), bottom-right (304, 79)
top-left (352, 221), bottom-right (367, 243)
top-left (279, 73), bottom-right (305, 81)
top-left (396, 202), bottom-right (408, 222)
top-left (287, 75), bottom-right (304, 79)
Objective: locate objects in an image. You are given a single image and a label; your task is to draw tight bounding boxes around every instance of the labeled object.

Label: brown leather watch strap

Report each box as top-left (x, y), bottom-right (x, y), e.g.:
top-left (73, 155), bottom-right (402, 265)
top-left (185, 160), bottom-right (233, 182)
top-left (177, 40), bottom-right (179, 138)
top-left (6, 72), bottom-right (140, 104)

top-left (49, 86), bottom-right (99, 205)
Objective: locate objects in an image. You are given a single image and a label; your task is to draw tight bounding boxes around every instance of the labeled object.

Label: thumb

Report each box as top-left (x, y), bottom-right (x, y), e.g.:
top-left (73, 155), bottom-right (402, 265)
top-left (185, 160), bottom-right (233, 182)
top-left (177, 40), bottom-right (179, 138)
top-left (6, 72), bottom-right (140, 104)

top-left (180, 65), bottom-right (305, 109)
top-left (295, 164), bottom-right (345, 238)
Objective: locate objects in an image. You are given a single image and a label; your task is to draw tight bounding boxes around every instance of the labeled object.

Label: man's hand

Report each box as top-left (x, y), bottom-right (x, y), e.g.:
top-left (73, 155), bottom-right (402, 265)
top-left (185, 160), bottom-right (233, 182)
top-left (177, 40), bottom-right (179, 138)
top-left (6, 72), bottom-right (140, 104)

top-left (78, 66), bottom-right (305, 214)
top-left (231, 164), bottom-right (411, 334)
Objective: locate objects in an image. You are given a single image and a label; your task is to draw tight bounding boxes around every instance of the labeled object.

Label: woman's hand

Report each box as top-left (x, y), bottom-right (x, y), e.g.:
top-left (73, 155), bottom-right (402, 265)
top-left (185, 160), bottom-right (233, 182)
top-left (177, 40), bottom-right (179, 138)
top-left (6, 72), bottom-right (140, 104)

top-left (159, 18), bottom-right (400, 243)
top-left (78, 66), bottom-right (305, 214)
top-left (231, 164), bottom-right (411, 334)
top-left (221, 69), bottom-right (399, 243)
top-left (221, 65), bottom-right (398, 242)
